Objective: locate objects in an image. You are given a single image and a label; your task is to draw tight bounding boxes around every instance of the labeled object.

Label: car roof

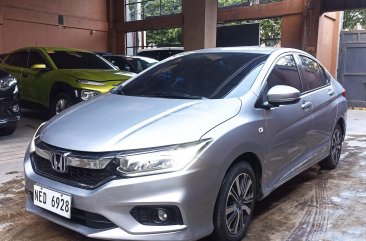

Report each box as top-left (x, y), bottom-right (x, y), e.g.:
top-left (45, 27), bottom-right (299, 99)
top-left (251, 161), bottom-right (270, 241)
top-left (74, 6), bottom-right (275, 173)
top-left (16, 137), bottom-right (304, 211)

top-left (10, 47), bottom-right (93, 53)
top-left (138, 47), bottom-right (184, 53)
top-left (104, 54), bottom-right (158, 61)
top-left (190, 46), bottom-right (291, 55)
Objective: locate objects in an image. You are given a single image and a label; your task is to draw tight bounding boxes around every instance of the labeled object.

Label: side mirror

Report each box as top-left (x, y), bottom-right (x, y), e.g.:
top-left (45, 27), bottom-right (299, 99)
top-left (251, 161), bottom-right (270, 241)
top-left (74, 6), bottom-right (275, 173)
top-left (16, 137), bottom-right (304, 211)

top-left (31, 64), bottom-right (48, 71)
top-left (267, 85), bottom-right (301, 106)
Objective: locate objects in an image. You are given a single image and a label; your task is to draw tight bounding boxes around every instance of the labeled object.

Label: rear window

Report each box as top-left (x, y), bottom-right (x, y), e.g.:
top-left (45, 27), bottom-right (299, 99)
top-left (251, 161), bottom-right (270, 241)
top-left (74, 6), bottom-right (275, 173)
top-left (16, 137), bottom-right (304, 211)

top-left (119, 52), bottom-right (268, 99)
top-left (48, 51), bottom-right (116, 70)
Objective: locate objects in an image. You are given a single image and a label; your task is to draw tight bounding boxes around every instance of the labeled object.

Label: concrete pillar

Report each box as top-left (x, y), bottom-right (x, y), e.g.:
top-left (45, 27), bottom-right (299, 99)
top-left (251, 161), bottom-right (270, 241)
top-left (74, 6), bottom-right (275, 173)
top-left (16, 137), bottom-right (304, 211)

top-left (183, 0), bottom-right (217, 51)
top-left (302, 0), bottom-right (321, 56)
top-left (108, 0), bottom-right (125, 54)
top-left (281, 14), bottom-right (304, 49)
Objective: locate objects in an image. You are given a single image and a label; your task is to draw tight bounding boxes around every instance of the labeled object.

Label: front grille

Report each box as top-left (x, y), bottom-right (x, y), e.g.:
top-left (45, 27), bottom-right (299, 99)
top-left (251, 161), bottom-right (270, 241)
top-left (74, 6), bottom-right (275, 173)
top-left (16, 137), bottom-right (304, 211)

top-left (0, 98), bottom-right (19, 117)
top-left (71, 208), bottom-right (118, 229)
top-left (31, 153), bottom-right (118, 189)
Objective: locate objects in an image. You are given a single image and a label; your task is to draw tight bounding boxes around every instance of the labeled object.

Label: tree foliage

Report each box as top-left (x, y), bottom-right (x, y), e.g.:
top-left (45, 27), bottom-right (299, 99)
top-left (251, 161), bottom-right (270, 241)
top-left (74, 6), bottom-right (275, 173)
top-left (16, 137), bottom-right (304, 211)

top-left (127, 0), bottom-right (282, 47)
top-left (343, 10), bottom-right (366, 30)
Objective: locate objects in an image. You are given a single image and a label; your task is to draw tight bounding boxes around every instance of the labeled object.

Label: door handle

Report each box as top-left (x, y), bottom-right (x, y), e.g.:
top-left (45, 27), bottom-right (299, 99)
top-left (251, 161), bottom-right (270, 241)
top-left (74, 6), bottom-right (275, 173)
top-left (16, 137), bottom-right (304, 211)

top-left (328, 88), bottom-right (335, 96)
top-left (301, 101), bottom-right (312, 111)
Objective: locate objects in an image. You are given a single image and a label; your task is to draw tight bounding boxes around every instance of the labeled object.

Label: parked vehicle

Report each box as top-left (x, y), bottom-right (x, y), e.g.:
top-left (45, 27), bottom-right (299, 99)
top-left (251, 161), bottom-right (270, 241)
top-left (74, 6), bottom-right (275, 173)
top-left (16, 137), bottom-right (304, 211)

top-left (103, 55), bottom-right (158, 73)
top-left (0, 47), bottom-right (135, 116)
top-left (25, 47), bottom-right (347, 241)
top-left (0, 53), bottom-right (8, 62)
top-left (137, 47), bottom-right (184, 61)
top-left (0, 70), bottom-right (20, 135)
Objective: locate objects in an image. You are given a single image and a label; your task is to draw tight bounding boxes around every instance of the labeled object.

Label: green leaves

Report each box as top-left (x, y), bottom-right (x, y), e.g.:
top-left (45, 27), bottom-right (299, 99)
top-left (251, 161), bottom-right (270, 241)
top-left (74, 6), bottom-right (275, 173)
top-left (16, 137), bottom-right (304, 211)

top-left (343, 10), bottom-right (366, 30)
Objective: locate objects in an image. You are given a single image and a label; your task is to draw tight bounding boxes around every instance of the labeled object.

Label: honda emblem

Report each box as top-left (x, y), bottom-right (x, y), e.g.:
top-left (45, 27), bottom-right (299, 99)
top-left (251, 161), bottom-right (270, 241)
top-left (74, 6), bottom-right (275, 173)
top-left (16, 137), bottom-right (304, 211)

top-left (51, 153), bottom-right (69, 173)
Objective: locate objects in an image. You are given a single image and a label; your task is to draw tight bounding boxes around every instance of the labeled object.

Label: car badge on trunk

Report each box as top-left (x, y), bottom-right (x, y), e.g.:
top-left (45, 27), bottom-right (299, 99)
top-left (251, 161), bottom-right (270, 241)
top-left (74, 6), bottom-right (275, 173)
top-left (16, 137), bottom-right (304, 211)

top-left (51, 152), bottom-right (69, 173)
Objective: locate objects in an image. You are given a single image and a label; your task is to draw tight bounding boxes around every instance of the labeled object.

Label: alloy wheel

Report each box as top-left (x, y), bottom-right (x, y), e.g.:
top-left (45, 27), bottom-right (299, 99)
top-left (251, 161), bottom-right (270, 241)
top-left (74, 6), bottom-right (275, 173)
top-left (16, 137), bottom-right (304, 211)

top-left (55, 97), bottom-right (70, 115)
top-left (331, 126), bottom-right (343, 165)
top-left (225, 173), bottom-right (254, 235)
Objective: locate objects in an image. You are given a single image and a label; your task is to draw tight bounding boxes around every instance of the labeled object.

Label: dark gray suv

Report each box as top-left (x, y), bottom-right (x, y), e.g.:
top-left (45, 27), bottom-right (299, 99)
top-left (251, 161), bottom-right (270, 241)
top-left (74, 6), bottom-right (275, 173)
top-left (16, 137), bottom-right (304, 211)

top-left (24, 47), bottom-right (347, 241)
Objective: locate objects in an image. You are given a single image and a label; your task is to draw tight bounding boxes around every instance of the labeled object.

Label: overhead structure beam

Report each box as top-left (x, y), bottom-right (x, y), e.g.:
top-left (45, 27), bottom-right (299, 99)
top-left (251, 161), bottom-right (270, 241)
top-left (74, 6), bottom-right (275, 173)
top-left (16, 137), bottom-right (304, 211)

top-left (217, 0), bottom-right (304, 22)
top-left (322, 0), bottom-right (366, 13)
top-left (116, 14), bottom-right (182, 33)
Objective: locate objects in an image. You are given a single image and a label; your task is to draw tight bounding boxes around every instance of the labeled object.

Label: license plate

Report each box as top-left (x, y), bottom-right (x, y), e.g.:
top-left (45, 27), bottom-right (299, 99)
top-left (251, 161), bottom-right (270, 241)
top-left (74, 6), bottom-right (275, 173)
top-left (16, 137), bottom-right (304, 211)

top-left (33, 184), bottom-right (72, 219)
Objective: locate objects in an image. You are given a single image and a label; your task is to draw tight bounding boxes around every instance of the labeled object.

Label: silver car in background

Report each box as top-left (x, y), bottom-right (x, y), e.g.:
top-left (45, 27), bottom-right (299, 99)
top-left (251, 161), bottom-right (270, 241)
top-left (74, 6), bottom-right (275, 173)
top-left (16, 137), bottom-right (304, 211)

top-left (24, 47), bottom-right (347, 241)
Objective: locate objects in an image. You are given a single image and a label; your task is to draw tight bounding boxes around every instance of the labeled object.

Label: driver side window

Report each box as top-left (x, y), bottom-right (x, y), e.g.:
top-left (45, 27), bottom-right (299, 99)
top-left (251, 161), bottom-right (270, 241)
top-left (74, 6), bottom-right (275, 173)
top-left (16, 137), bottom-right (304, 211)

top-left (28, 51), bottom-right (50, 69)
top-left (266, 55), bottom-right (303, 93)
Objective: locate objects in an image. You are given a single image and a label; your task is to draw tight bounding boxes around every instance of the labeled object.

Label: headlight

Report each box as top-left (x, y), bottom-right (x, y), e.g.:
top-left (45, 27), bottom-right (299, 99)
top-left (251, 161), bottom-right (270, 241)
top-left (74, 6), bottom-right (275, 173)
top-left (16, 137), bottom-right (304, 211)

top-left (0, 77), bottom-right (17, 90)
top-left (29, 122), bottom-right (47, 153)
top-left (77, 79), bottom-right (106, 86)
top-left (81, 90), bottom-right (101, 101)
top-left (115, 139), bottom-right (212, 177)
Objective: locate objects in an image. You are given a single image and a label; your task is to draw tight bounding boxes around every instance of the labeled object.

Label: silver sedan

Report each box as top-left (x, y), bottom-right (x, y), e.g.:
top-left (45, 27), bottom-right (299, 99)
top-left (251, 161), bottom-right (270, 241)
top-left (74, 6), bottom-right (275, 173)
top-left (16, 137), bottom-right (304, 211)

top-left (24, 47), bottom-right (347, 241)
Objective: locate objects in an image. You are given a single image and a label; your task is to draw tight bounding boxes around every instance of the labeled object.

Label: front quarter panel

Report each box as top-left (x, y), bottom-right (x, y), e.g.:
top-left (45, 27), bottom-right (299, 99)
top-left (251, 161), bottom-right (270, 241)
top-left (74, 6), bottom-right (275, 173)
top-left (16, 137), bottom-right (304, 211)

top-left (200, 93), bottom-right (268, 197)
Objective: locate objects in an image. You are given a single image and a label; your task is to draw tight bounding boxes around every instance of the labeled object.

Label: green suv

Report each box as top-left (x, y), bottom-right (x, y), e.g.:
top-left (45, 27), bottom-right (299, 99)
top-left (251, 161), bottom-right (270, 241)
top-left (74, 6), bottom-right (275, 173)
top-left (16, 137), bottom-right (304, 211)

top-left (0, 47), bottom-right (134, 115)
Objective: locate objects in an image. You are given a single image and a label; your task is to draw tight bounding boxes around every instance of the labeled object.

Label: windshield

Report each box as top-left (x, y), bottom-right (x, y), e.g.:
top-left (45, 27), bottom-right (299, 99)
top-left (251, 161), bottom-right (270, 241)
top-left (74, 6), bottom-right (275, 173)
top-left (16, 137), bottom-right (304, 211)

top-left (127, 57), bottom-right (158, 72)
top-left (118, 52), bottom-right (268, 99)
top-left (48, 51), bottom-right (116, 70)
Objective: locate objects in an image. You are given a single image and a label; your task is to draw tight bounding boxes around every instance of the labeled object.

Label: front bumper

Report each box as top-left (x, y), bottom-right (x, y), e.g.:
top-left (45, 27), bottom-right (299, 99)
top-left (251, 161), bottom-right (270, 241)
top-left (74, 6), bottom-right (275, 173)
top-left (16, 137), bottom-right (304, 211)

top-left (24, 148), bottom-right (221, 241)
top-left (0, 97), bottom-right (20, 127)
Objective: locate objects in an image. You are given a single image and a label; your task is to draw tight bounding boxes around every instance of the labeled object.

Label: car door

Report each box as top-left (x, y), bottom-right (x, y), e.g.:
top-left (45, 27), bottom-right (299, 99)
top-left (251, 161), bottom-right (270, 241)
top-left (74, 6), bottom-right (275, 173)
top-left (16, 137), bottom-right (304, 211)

top-left (21, 50), bottom-right (53, 105)
top-left (297, 54), bottom-right (338, 159)
top-left (261, 54), bottom-right (313, 188)
top-left (1, 51), bottom-right (29, 99)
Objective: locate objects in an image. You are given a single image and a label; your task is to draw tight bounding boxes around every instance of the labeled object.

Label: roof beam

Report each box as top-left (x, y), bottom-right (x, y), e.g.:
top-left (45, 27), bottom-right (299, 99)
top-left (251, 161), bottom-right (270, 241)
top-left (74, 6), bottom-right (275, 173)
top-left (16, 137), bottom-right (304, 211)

top-left (217, 0), bottom-right (304, 22)
top-left (322, 0), bottom-right (366, 12)
top-left (117, 14), bottom-right (182, 33)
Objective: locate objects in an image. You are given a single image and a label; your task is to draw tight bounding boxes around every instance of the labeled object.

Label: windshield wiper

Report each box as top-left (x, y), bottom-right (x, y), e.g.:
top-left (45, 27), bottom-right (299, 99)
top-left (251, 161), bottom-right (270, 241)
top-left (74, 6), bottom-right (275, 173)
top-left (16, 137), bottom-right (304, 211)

top-left (138, 92), bottom-right (206, 99)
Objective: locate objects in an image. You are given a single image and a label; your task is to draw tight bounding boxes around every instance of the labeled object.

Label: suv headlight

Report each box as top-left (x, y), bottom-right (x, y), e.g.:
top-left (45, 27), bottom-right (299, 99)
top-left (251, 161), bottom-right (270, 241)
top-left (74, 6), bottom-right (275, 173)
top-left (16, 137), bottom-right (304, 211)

top-left (115, 139), bottom-right (211, 177)
top-left (81, 90), bottom-right (101, 100)
top-left (77, 79), bottom-right (106, 86)
top-left (0, 77), bottom-right (17, 90)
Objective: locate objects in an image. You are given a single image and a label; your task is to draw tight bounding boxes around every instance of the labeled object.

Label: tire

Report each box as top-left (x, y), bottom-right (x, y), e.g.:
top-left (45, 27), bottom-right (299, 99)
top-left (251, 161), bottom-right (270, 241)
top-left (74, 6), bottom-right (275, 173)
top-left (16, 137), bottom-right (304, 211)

top-left (319, 123), bottom-right (344, 170)
top-left (0, 125), bottom-right (17, 136)
top-left (50, 92), bottom-right (73, 116)
top-left (212, 162), bottom-right (257, 241)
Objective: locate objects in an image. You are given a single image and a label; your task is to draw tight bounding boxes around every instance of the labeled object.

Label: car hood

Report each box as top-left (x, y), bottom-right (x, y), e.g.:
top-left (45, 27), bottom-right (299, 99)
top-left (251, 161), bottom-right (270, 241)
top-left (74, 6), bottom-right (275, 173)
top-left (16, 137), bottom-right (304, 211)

top-left (40, 94), bottom-right (242, 152)
top-left (60, 69), bottom-right (135, 82)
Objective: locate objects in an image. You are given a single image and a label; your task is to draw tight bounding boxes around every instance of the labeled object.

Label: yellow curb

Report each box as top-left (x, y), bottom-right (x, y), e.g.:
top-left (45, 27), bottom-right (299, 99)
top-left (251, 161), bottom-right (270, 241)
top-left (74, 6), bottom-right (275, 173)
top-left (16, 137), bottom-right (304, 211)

top-left (349, 107), bottom-right (366, 111)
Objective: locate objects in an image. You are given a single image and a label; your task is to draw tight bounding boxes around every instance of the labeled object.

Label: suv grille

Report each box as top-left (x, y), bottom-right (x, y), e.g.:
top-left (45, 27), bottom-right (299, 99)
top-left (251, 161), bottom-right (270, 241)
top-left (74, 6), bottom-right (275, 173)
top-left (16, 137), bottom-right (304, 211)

top-left (31, 153), bottom-right (118, 189)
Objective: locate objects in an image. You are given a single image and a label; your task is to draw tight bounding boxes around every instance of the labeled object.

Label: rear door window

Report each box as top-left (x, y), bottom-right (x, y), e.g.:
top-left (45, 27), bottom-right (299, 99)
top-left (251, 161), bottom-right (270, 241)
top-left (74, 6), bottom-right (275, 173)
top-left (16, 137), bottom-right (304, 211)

top-left (299, 55), bottom-right (330, 91)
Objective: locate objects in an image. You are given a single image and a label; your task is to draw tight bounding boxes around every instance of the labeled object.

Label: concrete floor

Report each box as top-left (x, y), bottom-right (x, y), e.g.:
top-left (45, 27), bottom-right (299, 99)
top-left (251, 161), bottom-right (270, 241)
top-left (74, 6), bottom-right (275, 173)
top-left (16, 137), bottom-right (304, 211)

top-left (0, 110), bottom-right (366, 241)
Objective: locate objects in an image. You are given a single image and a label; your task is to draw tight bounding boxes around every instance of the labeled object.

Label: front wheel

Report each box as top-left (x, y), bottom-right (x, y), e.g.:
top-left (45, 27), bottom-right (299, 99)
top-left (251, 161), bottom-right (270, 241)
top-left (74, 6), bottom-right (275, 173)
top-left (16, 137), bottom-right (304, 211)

top-left (51, 93), bottom-right (73, 116)
top-left (319, 123), bottom-right (344, 170)
top-left (212, 162), bottom-right (257, 241)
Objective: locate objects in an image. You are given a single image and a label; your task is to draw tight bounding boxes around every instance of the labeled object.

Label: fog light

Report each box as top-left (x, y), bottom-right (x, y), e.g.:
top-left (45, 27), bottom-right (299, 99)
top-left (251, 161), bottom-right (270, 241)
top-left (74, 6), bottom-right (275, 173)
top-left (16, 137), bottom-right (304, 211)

top-left (157, 208), bottom-right (168, 223)
top-left (12, 104), bottom-right (20, 113)
top-left (130, 206), bottom-right (183, 226)
top-left (81, 90), bottom-right (101, 101)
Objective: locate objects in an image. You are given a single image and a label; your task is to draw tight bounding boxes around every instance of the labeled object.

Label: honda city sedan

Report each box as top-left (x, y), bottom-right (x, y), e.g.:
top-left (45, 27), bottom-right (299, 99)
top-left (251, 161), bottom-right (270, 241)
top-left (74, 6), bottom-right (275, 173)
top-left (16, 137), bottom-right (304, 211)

top-left (24, 47), bottom-right (347, 241)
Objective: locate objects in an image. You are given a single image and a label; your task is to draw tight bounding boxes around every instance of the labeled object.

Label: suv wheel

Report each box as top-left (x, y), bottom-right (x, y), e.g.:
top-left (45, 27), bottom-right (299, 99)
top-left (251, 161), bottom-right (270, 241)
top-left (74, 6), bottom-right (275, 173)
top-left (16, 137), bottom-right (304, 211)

top-left (52, 93), bottom-right (73, 116)
top-left (212, 162), bottom-right (256, 241)
top-left (320, 123), bottom-right (344, 170)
